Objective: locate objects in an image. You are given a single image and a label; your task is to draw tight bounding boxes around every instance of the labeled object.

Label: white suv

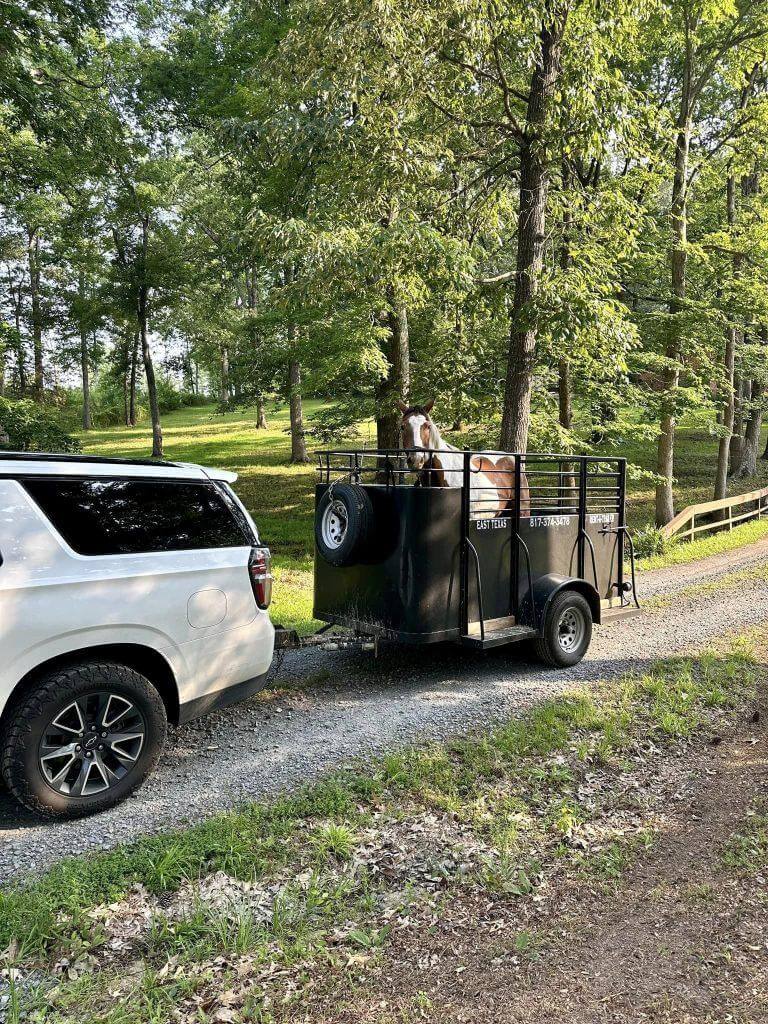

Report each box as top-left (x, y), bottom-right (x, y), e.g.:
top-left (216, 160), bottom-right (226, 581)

top-left (0, 453), bottom-right (275, 819)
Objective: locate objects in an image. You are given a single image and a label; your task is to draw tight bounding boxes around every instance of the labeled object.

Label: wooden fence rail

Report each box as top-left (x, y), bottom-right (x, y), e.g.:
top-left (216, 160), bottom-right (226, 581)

top-left (660, 485), bottom-right (768, 543)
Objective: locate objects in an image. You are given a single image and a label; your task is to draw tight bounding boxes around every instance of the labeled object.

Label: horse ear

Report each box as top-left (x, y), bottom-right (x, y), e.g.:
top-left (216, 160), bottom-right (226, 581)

top-left (397, 399), bottom-right (408, 413)
top-left (424, 398), bottom-right (435, 414)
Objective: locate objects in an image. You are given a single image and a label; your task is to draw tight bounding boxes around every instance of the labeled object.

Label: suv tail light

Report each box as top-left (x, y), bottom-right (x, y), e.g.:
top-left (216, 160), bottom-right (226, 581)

top-left (249, 546), bottom-right (273, 610)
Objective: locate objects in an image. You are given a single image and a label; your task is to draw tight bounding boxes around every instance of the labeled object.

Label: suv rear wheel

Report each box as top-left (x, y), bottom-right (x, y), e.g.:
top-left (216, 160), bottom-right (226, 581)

top-left (1, 662), bottom-right (167, 819)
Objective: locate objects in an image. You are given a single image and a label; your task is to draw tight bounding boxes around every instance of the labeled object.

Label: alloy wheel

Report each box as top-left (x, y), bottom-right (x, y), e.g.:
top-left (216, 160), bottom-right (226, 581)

top-left (38, 692), bottom-right (146, 798)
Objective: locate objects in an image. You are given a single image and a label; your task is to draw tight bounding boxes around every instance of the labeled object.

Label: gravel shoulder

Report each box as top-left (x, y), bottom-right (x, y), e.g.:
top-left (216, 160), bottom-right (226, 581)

top-left (2, 538), bottom-right (767, 882)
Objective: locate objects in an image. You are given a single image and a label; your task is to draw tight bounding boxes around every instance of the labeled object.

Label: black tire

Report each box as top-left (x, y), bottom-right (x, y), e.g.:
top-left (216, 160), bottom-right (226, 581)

top-left (315, 483), bottom-right (374, 567)
top-left (534, 590), bottom-right (593, 668)
top-left (0, 662), bottom-right (167, 820)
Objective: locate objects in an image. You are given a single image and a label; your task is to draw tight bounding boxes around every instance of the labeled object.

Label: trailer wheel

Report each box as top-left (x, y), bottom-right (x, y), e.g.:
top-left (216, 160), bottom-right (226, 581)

top-left (315, 483), bottom-right (374, 566)
top-left (534, 590), bottom-right (592, 668)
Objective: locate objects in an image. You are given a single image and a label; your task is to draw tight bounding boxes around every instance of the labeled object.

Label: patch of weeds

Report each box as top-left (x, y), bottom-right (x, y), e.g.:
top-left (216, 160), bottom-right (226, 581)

top-left (347, 924), bottom-right (390, 950)
top-left (310, 822), bottom-right (358, 862)
top-left (581, 830), bottom-right (655, 881)
top-left (721, 813), bottom-right (768, 874)
top-left (513, 928), bottom-right (543, 960)
top-left (475, 852), bottom-right (540, 896)
top-left (546, 798), bottom-right (585, 838)
top-left (633, 525), bottom-right (674, 560)
top-left (149, 897), bottom-right (261, 960)
top-left (680, 881), bottom-right (715, 903)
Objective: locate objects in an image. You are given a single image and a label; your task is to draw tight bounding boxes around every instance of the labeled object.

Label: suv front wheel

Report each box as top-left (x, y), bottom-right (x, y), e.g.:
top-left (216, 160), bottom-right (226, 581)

top-left (1, 662), bottom-right (167, 819)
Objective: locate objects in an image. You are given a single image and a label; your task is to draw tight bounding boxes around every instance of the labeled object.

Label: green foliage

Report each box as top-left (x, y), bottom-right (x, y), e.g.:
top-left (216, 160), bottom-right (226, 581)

top-left (155, 375), bottom-right (195, 414)
top-left (0, 397), bottom-right (81, 452)
top-left (632, 525), bottom-right (673, 560)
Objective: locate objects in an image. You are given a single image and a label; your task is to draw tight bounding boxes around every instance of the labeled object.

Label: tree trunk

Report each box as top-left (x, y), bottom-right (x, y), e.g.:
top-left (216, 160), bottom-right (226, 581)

top-left (138, 217), bottom-right (163, 458)
top-left (282, 263), bottom-right (308, 463)
top-left (714, 328), bottom-right (736, 500)
top-left (735, 329), bottom-right (767, 477)
top-left (220, 346), bottom-right (230, 406)
top-left (733, 381), bottom-right (763, 479)
top-left (129, 328), bottom-right (139, 426)
top-left (78, 272), bottom-right (91, 430)
top-left (655, 70), bottom-right (692, 526)
top-left (500, 20), bottom-right (564, 452)
top-left (729, 374), bottom-right (744, 469)
top-left (376, 294), bottom-right (410, 450)
top-left (256, 396), bottom-right (268, 429)
top-left (558, 358), bottom-right (572, 430)
top-left (10, 275), bottom-right (27, 395)
top-left (714, 173), bottom-right (739, 499)
top-left (27, 228), bottom-right (44, 399)
top-left (288, 359), bottom-right (309, 463)
top-left (557, 161), bottom-right (573, 432)
top-left (121, 328), bottom-right (130, 426)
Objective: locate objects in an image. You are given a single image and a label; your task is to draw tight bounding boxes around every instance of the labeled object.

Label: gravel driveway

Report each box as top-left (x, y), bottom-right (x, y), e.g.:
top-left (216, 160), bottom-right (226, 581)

top-left (2, 538), bottom-right (767, 882)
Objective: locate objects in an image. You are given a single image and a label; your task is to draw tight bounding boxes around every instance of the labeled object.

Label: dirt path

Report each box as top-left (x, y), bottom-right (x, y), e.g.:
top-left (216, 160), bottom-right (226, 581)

top-left (305, 682), bottom-right (768, 1022)
top-left (2, 538), bottom-right (768, 882)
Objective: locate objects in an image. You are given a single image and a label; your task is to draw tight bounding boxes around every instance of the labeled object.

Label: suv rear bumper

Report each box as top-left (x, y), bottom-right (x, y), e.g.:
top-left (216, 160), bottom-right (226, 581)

top-left (177, 670), bottom-right (270, 725)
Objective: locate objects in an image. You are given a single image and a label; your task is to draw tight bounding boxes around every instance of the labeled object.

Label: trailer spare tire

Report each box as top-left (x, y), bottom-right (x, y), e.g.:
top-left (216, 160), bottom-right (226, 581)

top-left (315, 483), bottom-right (374, 566)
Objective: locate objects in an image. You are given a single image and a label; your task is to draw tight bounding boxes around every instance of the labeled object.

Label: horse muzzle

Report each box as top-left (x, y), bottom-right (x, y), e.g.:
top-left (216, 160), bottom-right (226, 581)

top-left (406, 450), bottom-right (428, 471)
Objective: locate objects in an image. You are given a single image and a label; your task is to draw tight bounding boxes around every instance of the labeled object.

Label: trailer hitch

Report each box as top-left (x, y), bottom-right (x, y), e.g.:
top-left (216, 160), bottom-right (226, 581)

top-left (273, 624), bottom-right (378, 654)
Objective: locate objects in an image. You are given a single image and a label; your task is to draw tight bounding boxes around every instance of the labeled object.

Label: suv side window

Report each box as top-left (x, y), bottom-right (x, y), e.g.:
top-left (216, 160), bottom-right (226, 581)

top-left (23, 477), bottom-right (254, 555)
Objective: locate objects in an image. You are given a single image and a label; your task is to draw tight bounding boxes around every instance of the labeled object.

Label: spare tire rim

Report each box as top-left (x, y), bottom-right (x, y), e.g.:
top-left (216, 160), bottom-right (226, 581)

top-left (557, 607), bottom-right (585, 654)
top-left (38, 692), bottom-right (146, 797)
top-left (322, 499), bottom-right (349, 550)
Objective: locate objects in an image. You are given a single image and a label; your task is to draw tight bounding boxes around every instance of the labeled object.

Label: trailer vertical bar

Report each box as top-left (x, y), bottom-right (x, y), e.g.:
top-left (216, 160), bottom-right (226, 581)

top-left (577, 458), bottom-right (587, 581)
top-left (512, 453), bottom-right (522, 619)
top-left (459, 451), bottom-right (471, 636)
top-left (617, 458), bottom-right (626, 596)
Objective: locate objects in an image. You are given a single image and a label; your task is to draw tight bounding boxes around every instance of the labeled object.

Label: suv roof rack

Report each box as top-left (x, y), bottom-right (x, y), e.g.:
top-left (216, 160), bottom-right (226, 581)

top-left (0, 451), bottom-right (183, 468)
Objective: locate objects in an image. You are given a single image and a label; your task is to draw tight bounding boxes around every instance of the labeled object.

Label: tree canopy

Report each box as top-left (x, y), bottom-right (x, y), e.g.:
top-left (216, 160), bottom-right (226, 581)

top-left (2, 0), bottom-right (768, 520)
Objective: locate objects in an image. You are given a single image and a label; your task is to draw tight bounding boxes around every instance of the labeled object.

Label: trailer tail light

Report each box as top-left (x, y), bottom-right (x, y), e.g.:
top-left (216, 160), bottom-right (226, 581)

top-left (249, 547), bottom-right (273, 610)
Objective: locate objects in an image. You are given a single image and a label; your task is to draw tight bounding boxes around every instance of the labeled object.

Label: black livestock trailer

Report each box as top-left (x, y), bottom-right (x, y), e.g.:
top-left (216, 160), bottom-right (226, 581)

top-left (306, 449), bottom-right (640, 668)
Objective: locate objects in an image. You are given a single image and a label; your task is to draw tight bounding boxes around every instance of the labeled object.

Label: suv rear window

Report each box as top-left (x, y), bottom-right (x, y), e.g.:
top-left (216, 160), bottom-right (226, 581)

top-left (23, 477), bottom-right (253, 555)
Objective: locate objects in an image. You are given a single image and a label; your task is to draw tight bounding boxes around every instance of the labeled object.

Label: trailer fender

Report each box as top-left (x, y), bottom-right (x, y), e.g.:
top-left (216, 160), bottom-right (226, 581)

top-left (525, 573), bottom-right (602, 630)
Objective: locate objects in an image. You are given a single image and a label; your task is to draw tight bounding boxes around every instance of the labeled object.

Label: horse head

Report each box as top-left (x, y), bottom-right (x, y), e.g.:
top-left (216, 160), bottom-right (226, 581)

top-left (397, 398), bottom-right (436, 471)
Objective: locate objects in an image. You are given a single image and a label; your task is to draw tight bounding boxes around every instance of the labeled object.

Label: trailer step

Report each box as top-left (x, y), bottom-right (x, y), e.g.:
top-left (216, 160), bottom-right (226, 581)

top-left (461, 625), bottom-right (538, 649)
top-left (600, 604), bottom-right (642, 623)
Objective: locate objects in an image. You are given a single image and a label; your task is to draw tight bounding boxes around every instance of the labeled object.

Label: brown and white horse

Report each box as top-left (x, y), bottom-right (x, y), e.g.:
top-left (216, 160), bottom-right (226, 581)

top-left (398, 400), bottom-right (530, 519)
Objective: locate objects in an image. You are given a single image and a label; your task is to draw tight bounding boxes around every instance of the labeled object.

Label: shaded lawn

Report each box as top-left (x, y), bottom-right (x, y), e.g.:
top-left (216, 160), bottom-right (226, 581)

top-left (78, 404), bottom-right (768, 630)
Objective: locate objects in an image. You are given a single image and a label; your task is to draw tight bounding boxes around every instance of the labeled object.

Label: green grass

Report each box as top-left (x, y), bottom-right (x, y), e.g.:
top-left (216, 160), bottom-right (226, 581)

top-left (637, 516), bottom-right (768, 571)
top-left (75, 403), bottom-right (768, 631)
top-left (721, 810), bottom-right (768, 874)
top-left (0, 646), bottom-right (755, 964)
